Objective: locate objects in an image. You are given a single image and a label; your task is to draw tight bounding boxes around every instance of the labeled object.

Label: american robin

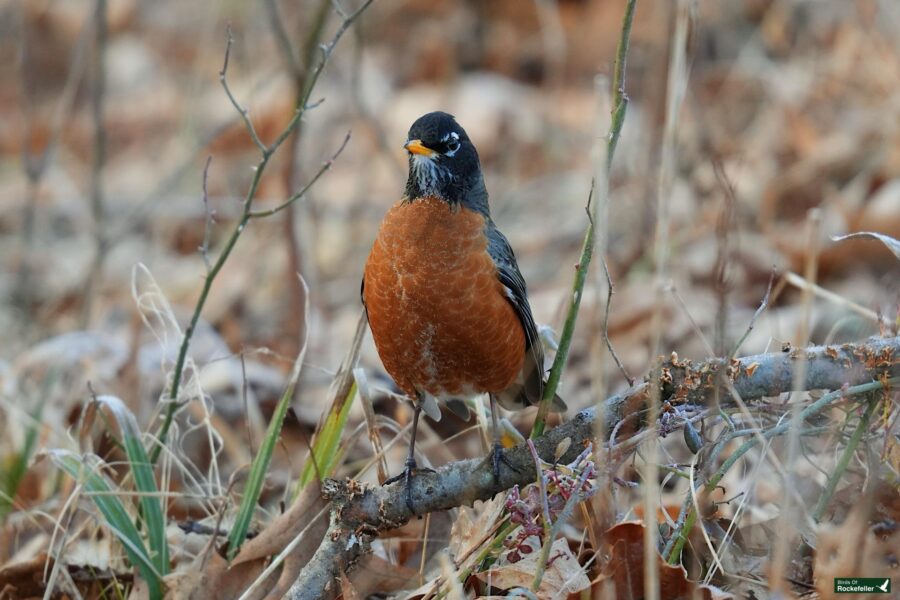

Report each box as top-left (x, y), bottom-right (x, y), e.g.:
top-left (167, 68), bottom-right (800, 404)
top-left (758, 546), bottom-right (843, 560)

top-left (362, 111), bottom-right (564, 509)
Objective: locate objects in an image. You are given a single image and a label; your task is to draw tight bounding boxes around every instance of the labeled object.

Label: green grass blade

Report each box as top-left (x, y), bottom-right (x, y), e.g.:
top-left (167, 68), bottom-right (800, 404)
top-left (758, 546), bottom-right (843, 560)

top-left (48, 449), bottom-right (163, 600)
top-left (226, 355), bottom-right (302, 559)
top-left (294, 311), bottom-right (369, 492)
top-left (298, 382), bottom-right (357, 488)
top-left (297, 312), bottom-right (366, 491)
top-left (0, 397), bottom-right (45, 522)
top-left (96, 395), bottom-right (169, 576)
top-left (227, 275), bottom-right (311, 559)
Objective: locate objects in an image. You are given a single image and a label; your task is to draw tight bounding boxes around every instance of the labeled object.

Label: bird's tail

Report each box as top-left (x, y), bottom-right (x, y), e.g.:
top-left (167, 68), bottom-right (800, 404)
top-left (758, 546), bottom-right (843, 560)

top-left (496, 382), bottom-right (567, 413)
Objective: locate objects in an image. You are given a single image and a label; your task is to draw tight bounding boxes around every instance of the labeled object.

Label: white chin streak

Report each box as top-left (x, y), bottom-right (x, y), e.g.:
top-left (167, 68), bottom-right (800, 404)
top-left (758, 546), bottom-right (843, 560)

top-left (412, 155), bottom-right (451, 197)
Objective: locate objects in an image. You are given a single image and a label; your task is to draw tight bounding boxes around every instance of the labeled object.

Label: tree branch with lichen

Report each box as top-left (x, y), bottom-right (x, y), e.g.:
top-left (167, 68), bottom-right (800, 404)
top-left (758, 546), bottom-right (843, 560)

top-left (288, 335), bottom-right (900, 599)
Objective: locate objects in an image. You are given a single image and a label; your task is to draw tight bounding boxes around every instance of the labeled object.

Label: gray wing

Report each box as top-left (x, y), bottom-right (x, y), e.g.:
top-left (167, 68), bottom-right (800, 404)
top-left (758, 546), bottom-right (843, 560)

top-left (485, 221), bottom-right (545, 407)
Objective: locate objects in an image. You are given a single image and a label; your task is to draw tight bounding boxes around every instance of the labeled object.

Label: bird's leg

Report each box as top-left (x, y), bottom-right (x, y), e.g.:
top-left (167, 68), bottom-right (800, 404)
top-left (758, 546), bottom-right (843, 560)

top-left (383, 398), bottom-right (434, 513)
top-left (489, 394), bottom-right (518, 483)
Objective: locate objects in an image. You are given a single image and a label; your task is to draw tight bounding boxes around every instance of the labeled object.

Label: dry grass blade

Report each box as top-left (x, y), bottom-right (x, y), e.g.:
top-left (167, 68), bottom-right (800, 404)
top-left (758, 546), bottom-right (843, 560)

top-left (353, 366), bottom-right (389, 483)
top-left (645, 1), bottom-right (691, 597)
top-left (771, 208), bottom-right (822, 590)
top-left (832, 231), bottom-right (900, 262)
top-left (783, 271), bottom-right (886, 326)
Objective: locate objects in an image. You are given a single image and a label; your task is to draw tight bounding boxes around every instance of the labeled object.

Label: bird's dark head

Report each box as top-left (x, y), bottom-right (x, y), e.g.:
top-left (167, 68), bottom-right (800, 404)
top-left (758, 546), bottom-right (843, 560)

top-left (403, 111), bottom-right (487, 213)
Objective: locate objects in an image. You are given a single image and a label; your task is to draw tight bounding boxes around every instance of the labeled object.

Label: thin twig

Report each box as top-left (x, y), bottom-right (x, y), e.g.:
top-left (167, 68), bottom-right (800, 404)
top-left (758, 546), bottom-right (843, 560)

top-left (267, 0), bottom-right (373, 155)
top-left (712, 159), bottom-right (738, 357)
top-left (219, 26), bottom-right (267, 154)
top-left (199, 156), bottom-right (215, 272)
top-left (730, 268), bottom-right (775, 358)
top-left (783, 271), bottom-right (886, 326)
top-left (149, 2), bottom-right (372, 463)
top-left (266, 0), bottom-right (333, 361)
top-left (533, 0), bottom-right (567, 89)
top-left (353, 367), bottom-right (389, 483)
top-left (607, 0), bottom-right (636, 165)
top-left (248, 132), bottom-right (351, 219)
top-left (532, 447), bottom-right (594, 593)
top-left (602, 257), bottom-right (633, 385)
top-left (528, 441), bottom-right (554, 593)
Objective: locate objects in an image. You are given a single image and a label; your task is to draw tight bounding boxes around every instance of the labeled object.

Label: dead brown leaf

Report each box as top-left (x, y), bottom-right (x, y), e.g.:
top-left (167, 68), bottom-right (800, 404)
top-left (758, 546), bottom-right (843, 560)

top-left (349, 555), bottom-right (422, 597)
top-left (475, 536), bottom-right (590, 596)
top-left (339, 570), bottom-right (361, 600)
top-left (449, 497), bottom-right (506, 562)
top-left (165, 482), bottom-right (328, 600)
top-left (595, 521), bottom-right (734, 600)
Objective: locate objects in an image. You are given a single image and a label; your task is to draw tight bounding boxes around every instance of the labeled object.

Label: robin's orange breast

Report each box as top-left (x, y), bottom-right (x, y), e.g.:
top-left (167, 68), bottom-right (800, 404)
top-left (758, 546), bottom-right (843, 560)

top-left (363, 197), bottom-right (526, 399)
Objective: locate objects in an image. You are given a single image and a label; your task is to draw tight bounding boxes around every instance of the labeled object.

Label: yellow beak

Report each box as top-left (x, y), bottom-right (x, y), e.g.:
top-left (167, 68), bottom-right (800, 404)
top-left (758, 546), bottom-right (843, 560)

top-left (404, 139), bottom-right (436, 157)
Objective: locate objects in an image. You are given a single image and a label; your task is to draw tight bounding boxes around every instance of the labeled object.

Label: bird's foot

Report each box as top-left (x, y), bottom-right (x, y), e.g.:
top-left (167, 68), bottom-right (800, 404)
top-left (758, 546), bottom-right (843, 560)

top-left (383, 458), bottom-right (435, 514)
top-left (490, 442), bottom-right (520, 484)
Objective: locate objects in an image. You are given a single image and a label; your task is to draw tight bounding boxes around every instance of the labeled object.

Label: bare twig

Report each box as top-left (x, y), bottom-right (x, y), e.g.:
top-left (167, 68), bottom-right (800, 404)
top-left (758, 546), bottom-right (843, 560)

top-left (248, 132), bottom-right (351, 219)
top-left (533, 0), bottom-right (567, 89)
top-left (531, 445), bottom-right (594, 593)
top-left (527, 441), bottom-right (554, 593)
top-left (602, 257), bottom-right (634, 385)
top-left (353, 367), bottom-right (389, 483)
top-left (219, 27), bottom-right (267, 155)
top-left (289, 335), bottom-right (900, 596)
top-left (783, 271), bottom-right (887, 326)
top-left (149, 1), bottom-right (373, 464)
top-left (199, 156), bottom-right (215, 272)
top-left (730, 268), bottom-right (775, 358)
top-left (712, 159), bottom-right (738, 357)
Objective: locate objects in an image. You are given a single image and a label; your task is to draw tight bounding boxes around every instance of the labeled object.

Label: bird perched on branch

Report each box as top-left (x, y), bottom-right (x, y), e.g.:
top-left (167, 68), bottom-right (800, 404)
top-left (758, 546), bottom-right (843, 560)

top-left (362, 111), bottom-right (565, 510)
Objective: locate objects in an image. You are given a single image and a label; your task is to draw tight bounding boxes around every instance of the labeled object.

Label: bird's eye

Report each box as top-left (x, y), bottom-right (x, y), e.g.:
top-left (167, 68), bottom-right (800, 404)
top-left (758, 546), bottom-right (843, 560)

top-left (446, 138), bottom-right (460, 153)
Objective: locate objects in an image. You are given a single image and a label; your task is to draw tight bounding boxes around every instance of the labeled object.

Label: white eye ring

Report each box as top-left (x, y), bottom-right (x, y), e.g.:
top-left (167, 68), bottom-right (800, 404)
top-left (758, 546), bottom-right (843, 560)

top-left (445, 131), bottom-right (461, 156)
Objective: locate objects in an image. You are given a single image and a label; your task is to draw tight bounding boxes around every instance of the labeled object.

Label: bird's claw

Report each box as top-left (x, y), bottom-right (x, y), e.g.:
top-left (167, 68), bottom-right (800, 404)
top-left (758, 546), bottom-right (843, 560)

top-left (490, 442), bottom-right (520, 483)
top-left (383, 458), bottom-right (435, 514)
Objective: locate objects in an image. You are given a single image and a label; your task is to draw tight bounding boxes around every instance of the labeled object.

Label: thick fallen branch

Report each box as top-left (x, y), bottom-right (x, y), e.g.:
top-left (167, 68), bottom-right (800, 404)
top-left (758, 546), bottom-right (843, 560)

top-left (288, 335), bottom-right (899, 599)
